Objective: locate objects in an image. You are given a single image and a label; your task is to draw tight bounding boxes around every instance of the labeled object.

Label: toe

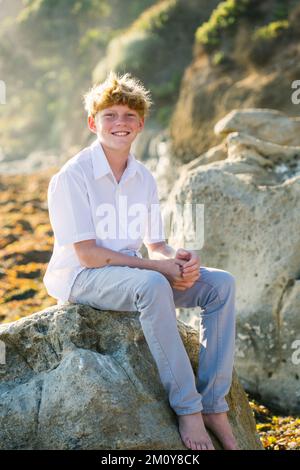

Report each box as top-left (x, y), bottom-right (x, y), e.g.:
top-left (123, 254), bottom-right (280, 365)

top-left (207, 440), bottom-right (215, 450)
top-left (184, 438), bottom-right (192, 450)
top-left (191, 440), bottom-right (197, 450)
top-left (188, 439), bottom-right (194, 450)
top-left (193, 439), bottom-right (200, 450)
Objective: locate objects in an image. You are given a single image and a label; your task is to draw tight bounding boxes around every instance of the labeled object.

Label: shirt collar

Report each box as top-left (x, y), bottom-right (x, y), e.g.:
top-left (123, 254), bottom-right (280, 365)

top-left (91, 138), bottom-right (142, 182)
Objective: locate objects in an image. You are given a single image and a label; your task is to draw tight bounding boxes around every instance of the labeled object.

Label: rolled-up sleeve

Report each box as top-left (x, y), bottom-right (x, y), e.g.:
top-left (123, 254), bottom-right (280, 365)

top-left (48, 169), bottom-right (96, 246)
top-left (143, 177), bottom-right (166, 245)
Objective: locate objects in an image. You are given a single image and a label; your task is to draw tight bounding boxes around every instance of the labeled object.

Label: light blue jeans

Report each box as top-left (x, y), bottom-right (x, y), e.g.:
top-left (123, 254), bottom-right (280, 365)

top-left (68, 251), bottom-right (236, 416)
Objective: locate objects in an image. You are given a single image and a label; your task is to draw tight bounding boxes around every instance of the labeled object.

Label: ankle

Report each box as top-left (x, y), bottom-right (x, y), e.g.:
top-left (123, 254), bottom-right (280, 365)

top-left (178, 411), bottom-right (203, 419)
top-left (203, 411), bottom-right (227, 418)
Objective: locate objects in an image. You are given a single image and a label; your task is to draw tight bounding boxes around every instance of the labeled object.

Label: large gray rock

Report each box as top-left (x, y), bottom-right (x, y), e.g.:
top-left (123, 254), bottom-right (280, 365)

top-left (0, 304), bottom-right (262, 450)
top-left (165, 121), bottom-right (300, 413)
top-left (215, 109), bottom-right (300, 147)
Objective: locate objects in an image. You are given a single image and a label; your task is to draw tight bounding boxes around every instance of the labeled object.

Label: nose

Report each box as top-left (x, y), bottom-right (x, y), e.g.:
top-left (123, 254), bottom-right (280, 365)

top-left (115, 115), bottom-right (129, 124)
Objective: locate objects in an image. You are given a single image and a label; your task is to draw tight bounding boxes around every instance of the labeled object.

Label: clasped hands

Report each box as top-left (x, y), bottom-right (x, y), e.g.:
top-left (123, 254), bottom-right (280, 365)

top-left (171, 248), bottom-right (201, 291)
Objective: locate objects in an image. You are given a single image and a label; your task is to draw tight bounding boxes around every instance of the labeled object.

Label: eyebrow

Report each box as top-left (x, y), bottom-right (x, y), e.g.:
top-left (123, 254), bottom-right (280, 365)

top-left (103, 111), bottom-right (136, 114)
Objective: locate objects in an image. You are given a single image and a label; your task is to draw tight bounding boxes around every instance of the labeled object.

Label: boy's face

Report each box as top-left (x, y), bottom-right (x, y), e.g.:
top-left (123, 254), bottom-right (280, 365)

top-left (88, 104), bottom-right (144, 152)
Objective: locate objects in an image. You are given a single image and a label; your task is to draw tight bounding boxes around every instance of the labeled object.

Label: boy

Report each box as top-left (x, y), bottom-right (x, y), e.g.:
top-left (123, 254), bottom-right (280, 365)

top-left (43, 71), bottom-right (238, 450)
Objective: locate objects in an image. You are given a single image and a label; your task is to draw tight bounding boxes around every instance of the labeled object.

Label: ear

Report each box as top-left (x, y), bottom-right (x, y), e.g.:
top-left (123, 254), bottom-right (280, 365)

top-left (138, 117), bottom-right (145, 133)
top-left (88, 115), bottom-right (97, 134)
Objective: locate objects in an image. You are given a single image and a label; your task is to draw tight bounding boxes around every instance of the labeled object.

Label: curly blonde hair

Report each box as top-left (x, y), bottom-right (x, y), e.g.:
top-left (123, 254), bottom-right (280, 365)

top-left (83, 71), bottom-right (153, 119)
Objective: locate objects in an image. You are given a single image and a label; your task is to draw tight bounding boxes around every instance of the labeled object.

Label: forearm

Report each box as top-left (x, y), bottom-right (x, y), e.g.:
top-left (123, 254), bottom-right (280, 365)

top-left (81, 245), bottom-right (161, 271)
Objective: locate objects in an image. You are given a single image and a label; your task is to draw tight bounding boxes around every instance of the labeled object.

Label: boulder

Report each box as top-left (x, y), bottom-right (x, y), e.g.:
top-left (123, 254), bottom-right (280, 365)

top-left (214, 109), bottom-right (300, 147)
top-left (0, 304), bottom-right (262, 450)
top-left (165, 121), bottom-right (300, 413)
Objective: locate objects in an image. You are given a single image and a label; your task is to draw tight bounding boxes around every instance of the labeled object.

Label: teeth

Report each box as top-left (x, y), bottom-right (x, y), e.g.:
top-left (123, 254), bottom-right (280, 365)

top-left (112, 132), bottom-right (129, 136)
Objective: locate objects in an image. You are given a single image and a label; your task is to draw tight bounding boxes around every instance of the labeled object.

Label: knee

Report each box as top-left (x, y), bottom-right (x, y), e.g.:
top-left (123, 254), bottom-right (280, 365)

top-left (219, 271), bottom-right (236, 299)
top-left (211, 270), bottom-right (236, 303)
top-left (222, 270), bottom-right (236, 288)
top-left (135, 270), bottom-right (172, 298)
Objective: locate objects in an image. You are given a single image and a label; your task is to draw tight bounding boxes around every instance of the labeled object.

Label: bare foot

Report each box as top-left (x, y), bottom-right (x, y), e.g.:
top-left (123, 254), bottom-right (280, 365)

top-left (202, 412), bottom-right (239, 450)
top-left (178, 411), bottom-right (215, 450)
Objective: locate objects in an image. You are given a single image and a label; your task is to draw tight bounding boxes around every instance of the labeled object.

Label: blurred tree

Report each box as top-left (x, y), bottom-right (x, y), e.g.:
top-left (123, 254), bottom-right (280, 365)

top-left (0, 0), bottom-right (155, 159)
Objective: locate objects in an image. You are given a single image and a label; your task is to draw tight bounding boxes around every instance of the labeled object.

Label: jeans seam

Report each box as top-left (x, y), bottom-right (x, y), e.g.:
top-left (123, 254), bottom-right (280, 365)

top-left (197, 279), bottom-right (226, 314)
top-left (131, 284), bottom-right (183, 400)
top-left (213, 300), bottom-right (219, 408)
top-left (175, 405), bottom-right (204, 415)
top-left (148, 317), bottom-right (182, 397)
top-left (197, 279), bottom-right (226, 409)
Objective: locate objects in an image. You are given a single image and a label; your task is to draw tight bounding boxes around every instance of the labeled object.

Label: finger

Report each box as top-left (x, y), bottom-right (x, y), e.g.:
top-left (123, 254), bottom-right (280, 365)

top-left (175, 272), bottom-right (183, 281)
top-left (174, 278), bottom-right (193, 285)
top-left (176, 250), bottom-right (190, 260)
top-left (182, 277), bottom-right (199, 285)
top-left (177, 248), bottom-right (190, 257)
top-left (182, 269), bottom-right (199, 278)
top-left (177, 277), bottom-right (197, 284)
top-left (182, 264), bottom-right (199, 274)
top-left (183, 269), bottom-right (199, 278)
top-left (176, 259), bottom-right (187, 267)
top-left (176, 253), bottom-right (190, 260)
top-left (173, 283), bottom-right (193, 290)
top-left (182, 270), bottom-right (200, 279)
top-left (172, 281), bottom-right (189, 288)
top-left (176, 250), bottom-right (191, 262)
top-left (183, 259), bottom-right (199, 269)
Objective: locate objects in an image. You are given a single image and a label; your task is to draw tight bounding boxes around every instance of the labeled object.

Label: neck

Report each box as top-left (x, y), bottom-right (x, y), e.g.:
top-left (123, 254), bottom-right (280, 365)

top-left (100, 141), bottom-right (130, 177)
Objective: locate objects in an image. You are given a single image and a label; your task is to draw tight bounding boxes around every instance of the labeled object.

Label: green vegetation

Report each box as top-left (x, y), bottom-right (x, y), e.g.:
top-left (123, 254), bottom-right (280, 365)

top-left (156, 104), bottom-right (174, 127)
top-left (149, 72), bottom-right (182, 100)
top-left (212, 50), bottom-right (227, 66)
top-left (253, 19), bottom-right (290, 41)
top-left (193, 0), bottom-right (295, 69)
top-left (250, 18), bottom-right (291, 65)
top-left (195, 0), bottom-right (251, 48)
top-left (0, 0), bottom-right (212, 161)
top-left (2, 0), bottom-right (295, 161)
top-left (273, 1), bottom-right (289, 21)
top-left (130, 0), bottom-right (177, 33)
top-left (0, 0), bottom-right (156, 160)
top-left (92, 0), bottom-right (212, 131)
top-left (93, 0), bottom-right (182, 87)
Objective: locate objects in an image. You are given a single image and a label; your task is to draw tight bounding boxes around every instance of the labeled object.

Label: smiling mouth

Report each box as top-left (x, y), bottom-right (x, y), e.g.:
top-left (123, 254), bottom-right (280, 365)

top-left (111, 131), bottom-right (130, 136)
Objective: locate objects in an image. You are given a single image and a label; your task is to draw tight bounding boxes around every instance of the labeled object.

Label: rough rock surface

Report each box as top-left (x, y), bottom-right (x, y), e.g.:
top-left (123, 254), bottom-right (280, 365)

top-left (170, 0), bottom-right (300, 163)
top-left (165, 110), bottom-right (300, 413)
top-left (214, 109), bottom-right (300, 147)
top-left (0, 304), bottom-right (262, 450)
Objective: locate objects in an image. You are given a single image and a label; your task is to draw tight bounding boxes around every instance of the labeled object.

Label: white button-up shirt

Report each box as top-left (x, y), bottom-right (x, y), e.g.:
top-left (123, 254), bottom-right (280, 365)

top-left (43, 138), bottom-right (165, 302)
